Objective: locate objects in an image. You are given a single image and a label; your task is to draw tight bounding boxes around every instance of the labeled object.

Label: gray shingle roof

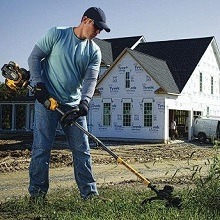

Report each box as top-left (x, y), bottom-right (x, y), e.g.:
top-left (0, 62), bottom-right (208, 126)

top-left (128, 49), bottom-right (179, 94)
top-left (135, 37), bottom-right (214, 92)
top-left (93, 38), bottom-right (113, 65)
top-left (104, 36), bottom-right (145, 60)
top-left (94, 36), bottom-right (144, 65)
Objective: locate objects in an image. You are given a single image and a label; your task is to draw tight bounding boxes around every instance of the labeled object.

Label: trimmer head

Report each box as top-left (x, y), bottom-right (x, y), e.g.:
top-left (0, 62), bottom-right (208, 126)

top-left (142, 185), bottom-right (182, 208)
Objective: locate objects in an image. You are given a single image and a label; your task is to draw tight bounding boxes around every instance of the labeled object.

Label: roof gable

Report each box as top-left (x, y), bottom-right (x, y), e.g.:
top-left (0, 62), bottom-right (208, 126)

top-left (97, 48), bottom-right (179, 94)
top-left (135, 37), bottom-right (214, 92)
top-left (128, 49), bottom-right (179, 94)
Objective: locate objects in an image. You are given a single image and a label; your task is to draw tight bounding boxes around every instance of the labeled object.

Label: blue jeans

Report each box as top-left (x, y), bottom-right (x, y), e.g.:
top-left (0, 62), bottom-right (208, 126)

top-left (29, 101), bottom-right (98, 199)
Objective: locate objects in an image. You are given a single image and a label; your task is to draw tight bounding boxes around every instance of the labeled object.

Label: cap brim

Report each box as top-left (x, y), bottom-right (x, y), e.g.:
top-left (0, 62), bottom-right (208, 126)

top-left (95, 21), bottom-right (110, 32)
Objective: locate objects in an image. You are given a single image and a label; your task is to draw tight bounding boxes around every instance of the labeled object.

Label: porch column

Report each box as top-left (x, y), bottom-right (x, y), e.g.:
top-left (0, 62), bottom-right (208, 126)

top-left (0, 104), bottom-right (2, 131)
top-left (25, 104), bottom-right (30, 131)
top-left (164, 104), bottom-right (169, 143)
top-left (188, 109), bottom-right (193, 140)
top-left (11, 104), bottom-right (16, 131)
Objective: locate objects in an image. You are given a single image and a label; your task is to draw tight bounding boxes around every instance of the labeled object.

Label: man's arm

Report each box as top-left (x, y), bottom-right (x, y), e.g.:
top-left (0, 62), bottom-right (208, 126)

top-left (28, 45), bottom-right (47, 85)
top-left (28, 45), bottom-right (50, 105)
top-left (81, 68), bottom-right (99, 103)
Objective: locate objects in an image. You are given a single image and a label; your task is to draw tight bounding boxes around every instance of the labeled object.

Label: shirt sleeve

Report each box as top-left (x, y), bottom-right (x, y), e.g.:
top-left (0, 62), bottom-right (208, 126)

top-left (28, 45), bottom-right (47, 85)
top-left (81, 43), bottom-right (101, 103)
top-left (36, 27), bottom-right (59, 55)
top-left (28, 27), bottom-right (59, 85)
top-left (88, 46), bottom-right (102, 72)
top-left (81, 68), bottom-right (99, 103)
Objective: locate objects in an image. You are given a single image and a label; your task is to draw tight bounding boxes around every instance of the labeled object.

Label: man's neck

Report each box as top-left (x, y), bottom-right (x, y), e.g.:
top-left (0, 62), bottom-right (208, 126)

top-left (73, 26), bottom-right (85, 40)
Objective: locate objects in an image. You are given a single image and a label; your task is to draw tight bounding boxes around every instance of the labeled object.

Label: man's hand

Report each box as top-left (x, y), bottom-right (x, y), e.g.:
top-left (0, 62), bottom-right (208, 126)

top-left (78, 100), bottom-right (89, 116)
top-left (61, 100), bottom-right (89, 126)
top-left (34, 82), bottom-right (49, 105)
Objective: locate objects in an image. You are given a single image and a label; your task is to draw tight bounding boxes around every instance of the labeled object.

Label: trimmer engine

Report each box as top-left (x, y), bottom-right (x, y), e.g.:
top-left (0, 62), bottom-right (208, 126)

top-left (1, 61), bottom-right (30, 91)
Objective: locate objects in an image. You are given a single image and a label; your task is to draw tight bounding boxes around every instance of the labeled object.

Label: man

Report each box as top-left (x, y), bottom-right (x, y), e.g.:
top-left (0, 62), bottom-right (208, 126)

top-left (28, 7), bottom-right (110, 201)
top-left (170, 119), bottom-right (177, 140)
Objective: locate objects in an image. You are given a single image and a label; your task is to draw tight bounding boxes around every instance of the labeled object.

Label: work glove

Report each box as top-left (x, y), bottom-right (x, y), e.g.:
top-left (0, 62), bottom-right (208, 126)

top-left (78, 100), bottom-right (89, 116)
top-left (34, 82), bottom-right (49, 105)
top-left (61, 100), bottom-right (89, 126)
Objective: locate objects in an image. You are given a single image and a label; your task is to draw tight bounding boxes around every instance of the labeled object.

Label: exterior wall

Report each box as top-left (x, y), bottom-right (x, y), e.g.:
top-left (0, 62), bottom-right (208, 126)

top-left (165, 43), bottom-right (220, 116)
top-left (89, 53), bottom-right (167, 141)
top-left (89, 97), bottom-right (166, 141)
top-left (184, 43), bottom-right (220, 117)
top-left (90, 44), bottom-right (220, 142)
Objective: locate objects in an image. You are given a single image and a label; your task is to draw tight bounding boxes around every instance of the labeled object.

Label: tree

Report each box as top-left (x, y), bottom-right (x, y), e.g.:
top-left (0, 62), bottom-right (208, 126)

top-left (0, 82), bottom-right (29, 101)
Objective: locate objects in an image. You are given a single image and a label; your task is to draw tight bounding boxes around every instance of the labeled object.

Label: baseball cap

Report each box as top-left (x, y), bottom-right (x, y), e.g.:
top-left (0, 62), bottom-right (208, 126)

top-left (83, 7), bottom-right (110, 32)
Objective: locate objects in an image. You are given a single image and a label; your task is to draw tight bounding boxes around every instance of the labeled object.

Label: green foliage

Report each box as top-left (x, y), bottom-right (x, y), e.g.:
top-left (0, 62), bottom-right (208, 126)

top-left (0, 82), bottom-right (28, 101)
top-left (0, 185), bottom-right (220, 220)
top-left (187, 141), bottom-right (220, 211)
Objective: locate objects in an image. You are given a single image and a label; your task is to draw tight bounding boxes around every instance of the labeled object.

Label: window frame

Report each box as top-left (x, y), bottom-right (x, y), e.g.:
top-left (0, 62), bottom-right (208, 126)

top-left (103, 102), bottom-right (111, 126)
top-left (123, 102), bottom-right (131, 126)
top-left (143, 102), bottom-right (153, 127)
top-left (125, 71), bottom-right (130, 89)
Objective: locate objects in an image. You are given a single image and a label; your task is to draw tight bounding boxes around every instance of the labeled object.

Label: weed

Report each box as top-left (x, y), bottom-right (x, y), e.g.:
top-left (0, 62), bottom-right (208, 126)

top-left (187, 141), bottom-right (220, 212)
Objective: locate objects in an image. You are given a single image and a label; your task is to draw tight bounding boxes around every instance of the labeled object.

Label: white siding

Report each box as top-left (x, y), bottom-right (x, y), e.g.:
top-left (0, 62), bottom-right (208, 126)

top-left (90, 53), bottom-right (166, 141)
top-left (179, 43), bottom-right (220, 116)
top-left (89, 43), bottom-right (220, 142)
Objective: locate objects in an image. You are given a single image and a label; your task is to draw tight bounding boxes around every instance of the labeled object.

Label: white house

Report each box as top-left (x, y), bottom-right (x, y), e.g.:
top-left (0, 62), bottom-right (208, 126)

top-left (88, 36), bottom-right (220, 143)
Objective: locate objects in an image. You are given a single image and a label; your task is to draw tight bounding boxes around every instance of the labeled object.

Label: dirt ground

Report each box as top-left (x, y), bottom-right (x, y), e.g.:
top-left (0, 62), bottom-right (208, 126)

top-left (0, 133), bottom-right (217, 202)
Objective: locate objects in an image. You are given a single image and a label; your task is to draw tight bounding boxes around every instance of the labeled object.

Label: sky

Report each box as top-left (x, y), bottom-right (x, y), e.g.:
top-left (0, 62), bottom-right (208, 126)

top-left (1, 0), bottom-right (220, 82)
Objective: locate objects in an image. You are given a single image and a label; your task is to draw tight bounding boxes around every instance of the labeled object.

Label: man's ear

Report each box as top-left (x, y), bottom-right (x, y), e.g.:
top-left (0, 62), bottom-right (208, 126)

top-left (81, 16), bottom-right (89, 23)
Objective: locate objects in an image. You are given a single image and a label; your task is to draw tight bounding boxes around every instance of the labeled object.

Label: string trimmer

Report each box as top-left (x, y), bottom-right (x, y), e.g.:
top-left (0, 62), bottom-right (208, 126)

top-left (1, 61), bottom-right (182, 208)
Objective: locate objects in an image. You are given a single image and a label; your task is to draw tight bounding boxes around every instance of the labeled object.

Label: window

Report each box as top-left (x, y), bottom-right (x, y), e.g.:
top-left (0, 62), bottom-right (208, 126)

top-left (193, 111), bottom-right (201, 118)
top-left (211, 76), bottom-right (213, 94)
top-left (125, 72), bottom-right (130, 88)
top-left (207, 106), bottom-right (210, 116)
top-left (174, 110), bottom-right (187, 125)
top-left (199, 72), bottom-right (203, 92)
top-left (103, 103), bottom-right (111, 126)
top-left (144, 102), bottom-right (152, 127)
top-left (123, 103), bottom-right (131, 126)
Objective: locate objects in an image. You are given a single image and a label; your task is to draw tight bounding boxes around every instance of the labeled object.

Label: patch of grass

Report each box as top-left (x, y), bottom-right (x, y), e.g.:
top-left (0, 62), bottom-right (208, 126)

top-left (1, 144), bottom-right (220, 219)
top-left (186, 141), bottom-right (220, 214)
top-left (0, 184), bottom-right (220, 220)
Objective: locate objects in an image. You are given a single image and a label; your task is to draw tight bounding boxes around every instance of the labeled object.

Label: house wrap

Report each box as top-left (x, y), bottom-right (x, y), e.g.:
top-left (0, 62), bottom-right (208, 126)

top-left (88, 36), bottom-right (220, 143)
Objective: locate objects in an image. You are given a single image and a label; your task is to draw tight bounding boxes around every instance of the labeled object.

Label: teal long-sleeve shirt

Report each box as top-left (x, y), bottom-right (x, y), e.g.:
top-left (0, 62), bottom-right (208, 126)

top-left (28, 26), bottom-right (101, 106)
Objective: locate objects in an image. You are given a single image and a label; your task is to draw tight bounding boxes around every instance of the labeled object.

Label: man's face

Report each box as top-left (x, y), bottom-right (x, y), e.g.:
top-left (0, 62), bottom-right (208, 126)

top-left (82, 17), bottom-right (102, 39)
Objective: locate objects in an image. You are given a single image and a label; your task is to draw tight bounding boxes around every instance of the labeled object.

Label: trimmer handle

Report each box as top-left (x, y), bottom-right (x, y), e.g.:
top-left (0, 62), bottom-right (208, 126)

top-left (43, 97), bottom-right (59, 111)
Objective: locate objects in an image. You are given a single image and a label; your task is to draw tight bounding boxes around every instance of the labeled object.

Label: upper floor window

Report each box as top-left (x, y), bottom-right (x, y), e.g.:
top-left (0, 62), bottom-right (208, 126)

top-left (199, 72), bottom-right (203, 92)
top-left (125, 72), bottom-right (130, 88)
top-left (211, 76), bottom-right (214, 94)
top-left (207, 106), bottom-right (210, 116)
